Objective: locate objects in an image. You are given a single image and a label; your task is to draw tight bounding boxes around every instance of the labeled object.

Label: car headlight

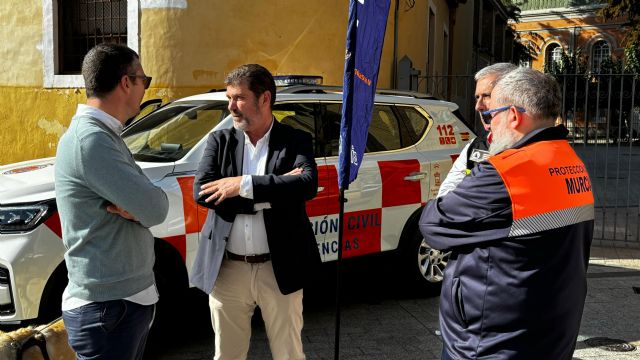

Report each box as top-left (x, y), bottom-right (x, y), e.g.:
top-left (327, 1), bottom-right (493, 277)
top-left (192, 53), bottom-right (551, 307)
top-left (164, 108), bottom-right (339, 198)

top-left (0, 201), bottom-right (54, 233)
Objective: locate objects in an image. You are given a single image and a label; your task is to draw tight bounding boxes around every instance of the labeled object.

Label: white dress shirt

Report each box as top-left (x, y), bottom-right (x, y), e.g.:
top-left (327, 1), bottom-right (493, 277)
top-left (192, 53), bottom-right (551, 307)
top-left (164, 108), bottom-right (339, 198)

top-left (226, 120), bottom-right (274, 256)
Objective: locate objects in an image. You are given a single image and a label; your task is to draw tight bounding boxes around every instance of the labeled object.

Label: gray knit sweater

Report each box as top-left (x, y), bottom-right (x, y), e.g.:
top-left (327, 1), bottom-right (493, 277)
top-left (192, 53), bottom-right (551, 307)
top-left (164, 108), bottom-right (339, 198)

top-left (55, 114), bottom-right (169, 301)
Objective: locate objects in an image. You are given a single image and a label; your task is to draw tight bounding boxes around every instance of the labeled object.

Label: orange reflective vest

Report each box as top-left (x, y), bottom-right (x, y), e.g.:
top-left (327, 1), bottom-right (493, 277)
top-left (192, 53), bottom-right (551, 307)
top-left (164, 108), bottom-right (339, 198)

top-left (488, 140), bottom-right (595, 237)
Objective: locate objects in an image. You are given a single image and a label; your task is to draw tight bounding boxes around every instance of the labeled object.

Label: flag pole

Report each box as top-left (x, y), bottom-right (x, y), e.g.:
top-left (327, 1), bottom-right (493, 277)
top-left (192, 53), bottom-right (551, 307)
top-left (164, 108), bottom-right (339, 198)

top-left (335, 0), bottom-right (356, 357)
top-left (334, 186), bottom-right (347, 360)
top-left (335, 1), bottom-right (390, 359)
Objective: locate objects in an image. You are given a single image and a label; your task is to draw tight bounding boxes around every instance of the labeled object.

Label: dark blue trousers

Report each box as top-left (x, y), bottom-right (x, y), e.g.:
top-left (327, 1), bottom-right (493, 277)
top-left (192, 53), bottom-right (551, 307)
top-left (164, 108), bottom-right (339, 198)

top-left (441, 341), bottom-right (455, 360)
top-left (62, 300), bottom-right (155, 360)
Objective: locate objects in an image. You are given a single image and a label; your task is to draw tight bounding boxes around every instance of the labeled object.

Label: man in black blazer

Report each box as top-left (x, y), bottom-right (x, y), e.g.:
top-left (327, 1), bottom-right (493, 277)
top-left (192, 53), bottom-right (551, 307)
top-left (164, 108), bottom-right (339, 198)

top-left (189, 64), bottom-right (320, 360)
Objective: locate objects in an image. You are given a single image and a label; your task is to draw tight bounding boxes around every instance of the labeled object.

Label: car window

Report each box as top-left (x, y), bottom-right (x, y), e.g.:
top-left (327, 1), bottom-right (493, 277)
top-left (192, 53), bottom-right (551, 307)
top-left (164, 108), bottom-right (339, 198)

top-left (367, 105), bottom-right (402, 152)
top-left (272, 103), bottom-right (320, 157)
top-left (397, 106), bottom-right (430, 145)
top-left (321, 103), bottom-right (403, 156)
top-left (122, 101), bottom-right (228, 162)
top-left (319, 103), bottom-right (342, 157)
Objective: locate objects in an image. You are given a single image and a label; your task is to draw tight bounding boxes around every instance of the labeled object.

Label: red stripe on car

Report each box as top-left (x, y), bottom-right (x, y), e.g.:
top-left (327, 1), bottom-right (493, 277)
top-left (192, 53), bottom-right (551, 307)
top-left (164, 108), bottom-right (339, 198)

top-left (341, 208), bottom-right (382, 258)
top-left (378, 159), bottom-right (421, 207)
top-left (306, 165), bottom-right (339, 217)
top-left (162, 234), bottom-right (187, 261)
top-left (44, 211), bottom-right (62, 238)
top-left (177, 176), bottom-right (208, 233)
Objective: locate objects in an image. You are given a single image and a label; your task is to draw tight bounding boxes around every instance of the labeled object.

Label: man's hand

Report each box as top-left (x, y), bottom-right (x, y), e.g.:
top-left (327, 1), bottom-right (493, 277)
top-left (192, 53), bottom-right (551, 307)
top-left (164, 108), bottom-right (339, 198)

top-left (284, 167), bottom-right (303, 176)
top-left (106, 204), bottom-right (137, 221)
top-left (199, 176), bottom-right (242, 205)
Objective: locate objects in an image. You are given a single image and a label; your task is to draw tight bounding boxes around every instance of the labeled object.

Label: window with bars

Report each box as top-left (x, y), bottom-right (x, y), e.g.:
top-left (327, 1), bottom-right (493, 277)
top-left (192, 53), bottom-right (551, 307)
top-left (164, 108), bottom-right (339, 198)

top-left (545, 43), bottom-right (562, 70)
top-left (591, 40), bottom-right (610, 73)
top-left (58, 0), bottom-right (127, 74)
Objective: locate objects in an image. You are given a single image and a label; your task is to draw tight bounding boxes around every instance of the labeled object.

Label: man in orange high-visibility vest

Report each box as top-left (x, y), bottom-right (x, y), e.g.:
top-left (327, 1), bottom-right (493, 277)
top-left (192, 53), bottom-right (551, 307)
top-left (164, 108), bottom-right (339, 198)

top-left (420, 67), bottom-right (594, 360)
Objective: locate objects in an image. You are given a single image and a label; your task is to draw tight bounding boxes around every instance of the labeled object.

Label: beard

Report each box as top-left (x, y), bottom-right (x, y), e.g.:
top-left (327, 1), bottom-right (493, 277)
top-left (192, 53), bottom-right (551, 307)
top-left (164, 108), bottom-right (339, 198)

top-left (232, 111), bottom-right (251, 131)
top-left (489, 128), bottom-right (520, 155)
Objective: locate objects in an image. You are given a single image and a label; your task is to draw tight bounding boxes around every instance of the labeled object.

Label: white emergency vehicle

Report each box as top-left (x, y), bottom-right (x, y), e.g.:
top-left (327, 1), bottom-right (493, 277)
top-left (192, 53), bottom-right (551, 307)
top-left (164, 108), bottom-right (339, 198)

top-left (0, 84), bottom-right (473, 325)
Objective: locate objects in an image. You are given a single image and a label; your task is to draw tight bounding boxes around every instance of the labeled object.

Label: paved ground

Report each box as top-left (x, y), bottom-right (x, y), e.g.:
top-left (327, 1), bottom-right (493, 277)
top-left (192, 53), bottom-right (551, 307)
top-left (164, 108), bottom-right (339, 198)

top-left (147, 246), bottom-right (640, 360)
top-left (576, 246), bottom-right (640, 360)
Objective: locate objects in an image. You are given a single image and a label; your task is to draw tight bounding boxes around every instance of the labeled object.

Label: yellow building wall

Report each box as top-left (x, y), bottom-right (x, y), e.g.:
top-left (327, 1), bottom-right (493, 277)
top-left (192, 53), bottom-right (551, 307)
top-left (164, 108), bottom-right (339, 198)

top-left (0, 0), bottom-right (442, 165)
top-left (140, 0), bottom-right (395, 93)
top-left (0, 0), bottom-right (42, 87)
top-left (395, 0), bottom-right (452, 93)
top-left (450, 0), bottom-right (475, 75)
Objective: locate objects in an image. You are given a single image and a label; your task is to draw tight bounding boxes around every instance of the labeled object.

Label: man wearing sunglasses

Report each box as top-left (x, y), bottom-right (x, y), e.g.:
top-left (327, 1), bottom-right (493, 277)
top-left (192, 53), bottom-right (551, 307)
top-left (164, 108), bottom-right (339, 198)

top-left (55, 43), bottom-right (168, 359)
top-left (421, 68), bottom-right (594, 359)
top-left (437, 63), bottom-right (516, 197)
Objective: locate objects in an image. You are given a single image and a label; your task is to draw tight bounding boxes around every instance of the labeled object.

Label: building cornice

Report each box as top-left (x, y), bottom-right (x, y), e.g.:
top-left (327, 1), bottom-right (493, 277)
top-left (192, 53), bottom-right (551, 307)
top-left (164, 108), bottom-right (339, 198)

top-left (516, 4), bottom-right (604, 22)
top-left (514, 23), bottom-right (627, 34)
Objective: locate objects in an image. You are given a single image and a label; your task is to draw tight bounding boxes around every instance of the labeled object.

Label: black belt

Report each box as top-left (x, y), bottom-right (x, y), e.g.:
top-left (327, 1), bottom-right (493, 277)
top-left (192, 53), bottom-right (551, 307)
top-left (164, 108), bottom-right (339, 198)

top-left (225, 251), bottom-right (271, 263)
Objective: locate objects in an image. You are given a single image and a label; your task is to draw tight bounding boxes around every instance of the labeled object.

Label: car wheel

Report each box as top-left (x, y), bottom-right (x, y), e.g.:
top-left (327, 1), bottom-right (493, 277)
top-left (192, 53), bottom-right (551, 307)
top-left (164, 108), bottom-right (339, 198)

top-left (400, 224), bottom-right (450, 292)
top-left (416, 236), bottom-right (450, 284)
top-left (149, 239), bottom-right (190, 332)
top-left (143, 240), bottom-right (197, 358)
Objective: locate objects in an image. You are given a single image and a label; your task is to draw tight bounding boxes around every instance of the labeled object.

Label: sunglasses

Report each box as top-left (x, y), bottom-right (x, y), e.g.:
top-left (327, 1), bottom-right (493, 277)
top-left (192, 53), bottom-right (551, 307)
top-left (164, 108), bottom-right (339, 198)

top-left (480, 105), bottom-right (526, 124)
top-left (127, 74), bottom-right (152, 89)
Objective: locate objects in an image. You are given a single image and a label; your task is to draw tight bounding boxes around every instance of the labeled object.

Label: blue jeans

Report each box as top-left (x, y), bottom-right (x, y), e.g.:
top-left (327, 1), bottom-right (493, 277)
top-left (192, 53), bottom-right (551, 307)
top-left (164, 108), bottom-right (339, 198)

top-left (62, 300), bottom-right (155, 360)
top-left (441, 340), bottom-right (454, 360)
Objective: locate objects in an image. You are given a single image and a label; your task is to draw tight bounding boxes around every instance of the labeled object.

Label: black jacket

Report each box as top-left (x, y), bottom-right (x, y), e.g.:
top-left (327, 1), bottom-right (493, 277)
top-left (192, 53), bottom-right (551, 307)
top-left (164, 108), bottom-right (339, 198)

top-left (190, 120), bottom-right (321, 295)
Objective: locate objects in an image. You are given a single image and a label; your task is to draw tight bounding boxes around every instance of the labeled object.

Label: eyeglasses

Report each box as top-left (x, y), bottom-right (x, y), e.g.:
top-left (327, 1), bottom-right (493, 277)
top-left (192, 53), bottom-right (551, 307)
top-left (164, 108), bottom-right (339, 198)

top-left (127, 74), bottom-right (152, 89)
top-left (480, 105), bottom-right (526, 124)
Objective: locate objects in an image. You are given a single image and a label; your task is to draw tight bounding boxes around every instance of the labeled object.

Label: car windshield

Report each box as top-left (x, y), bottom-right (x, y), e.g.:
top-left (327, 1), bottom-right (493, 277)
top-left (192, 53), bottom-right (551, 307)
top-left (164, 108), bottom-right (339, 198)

top-left (122, 101), bottom-right (229, 162)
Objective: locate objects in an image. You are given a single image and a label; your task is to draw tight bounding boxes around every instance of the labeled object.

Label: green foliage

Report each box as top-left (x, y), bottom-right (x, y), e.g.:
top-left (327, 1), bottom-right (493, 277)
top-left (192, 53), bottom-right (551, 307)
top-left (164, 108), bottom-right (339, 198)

top-left (624, 42), bottom-right (640, 73)
top-left (599, 57), bottom-right (624, 74)
top-left (543, 45), bottom-right (640, 75)
top-left (514, 40), bottom-right (533, 64)
top-left (501, 0), bottom-right (522, 19)
top-left (502, 0), bottom-right (530, 64)
top-left (599, 0), bottom-right (640, 46)
top-left (544, 48), bottom-right (589, 76)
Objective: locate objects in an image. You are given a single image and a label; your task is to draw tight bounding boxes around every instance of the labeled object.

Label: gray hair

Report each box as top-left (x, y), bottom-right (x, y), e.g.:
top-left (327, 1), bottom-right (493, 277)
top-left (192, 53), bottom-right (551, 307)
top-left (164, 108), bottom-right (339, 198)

top-left (491, 67), bottom-right (562, 121)
top-left (474, 62), bottom-right (518, 84)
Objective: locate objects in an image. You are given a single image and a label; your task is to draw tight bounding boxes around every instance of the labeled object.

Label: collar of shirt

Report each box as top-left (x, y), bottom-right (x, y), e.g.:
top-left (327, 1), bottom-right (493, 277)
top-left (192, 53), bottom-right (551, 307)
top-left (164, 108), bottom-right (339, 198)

top-left (243, 117), bottom-right (274, 149)
top-left (511, 126), bottom-right (551, 149)
top-left (76, 104), bottom-right (123, 135)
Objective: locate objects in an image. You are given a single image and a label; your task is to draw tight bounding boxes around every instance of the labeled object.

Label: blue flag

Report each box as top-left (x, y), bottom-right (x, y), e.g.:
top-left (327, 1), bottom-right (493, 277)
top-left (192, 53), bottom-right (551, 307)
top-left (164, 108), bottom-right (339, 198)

top-left (338, 0), bottom-right (391, 189)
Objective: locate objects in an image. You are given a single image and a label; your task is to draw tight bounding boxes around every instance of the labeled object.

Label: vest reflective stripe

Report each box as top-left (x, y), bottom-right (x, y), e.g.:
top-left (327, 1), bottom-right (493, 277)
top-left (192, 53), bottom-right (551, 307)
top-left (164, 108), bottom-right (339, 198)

top-left (488, 140), bottom-right (595, 237)
top-left (509, 203), bottom-right (594, 236)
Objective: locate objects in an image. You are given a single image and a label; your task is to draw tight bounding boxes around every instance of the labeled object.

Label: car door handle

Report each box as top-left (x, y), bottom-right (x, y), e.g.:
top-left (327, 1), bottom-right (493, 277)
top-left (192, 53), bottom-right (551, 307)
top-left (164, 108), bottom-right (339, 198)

top-left (404, 172), bottom-right (427, 181)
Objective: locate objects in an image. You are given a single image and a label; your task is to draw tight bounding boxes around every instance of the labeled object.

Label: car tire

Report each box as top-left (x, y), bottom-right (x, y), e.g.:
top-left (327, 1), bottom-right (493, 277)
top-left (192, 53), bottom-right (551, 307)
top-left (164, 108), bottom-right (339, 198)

top-left (146, 238), bottom-right (191, 353)
top-left (152, 239), bottom-right (189, 326)
top-left (144, 239), bottom-right (213, 359)
top-left (400, 223), bottom-right (450, 294)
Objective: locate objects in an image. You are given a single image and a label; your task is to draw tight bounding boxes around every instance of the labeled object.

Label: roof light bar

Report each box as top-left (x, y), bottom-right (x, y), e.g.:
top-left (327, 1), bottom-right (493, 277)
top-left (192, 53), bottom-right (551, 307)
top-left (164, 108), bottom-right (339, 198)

top-left (273, 75), bottom-right (323, 87)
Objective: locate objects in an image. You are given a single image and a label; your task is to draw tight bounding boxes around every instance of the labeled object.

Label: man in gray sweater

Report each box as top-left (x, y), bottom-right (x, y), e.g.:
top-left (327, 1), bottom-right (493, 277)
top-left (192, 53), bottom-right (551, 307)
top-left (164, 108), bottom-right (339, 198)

top-left (55, 43), bottom-right (169, 360)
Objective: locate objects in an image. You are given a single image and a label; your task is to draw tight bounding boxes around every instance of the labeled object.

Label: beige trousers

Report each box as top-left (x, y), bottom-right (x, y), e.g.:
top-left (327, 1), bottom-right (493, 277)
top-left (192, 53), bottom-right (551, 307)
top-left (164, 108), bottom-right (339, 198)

top-left (209, 259), bottom-right (305, 360)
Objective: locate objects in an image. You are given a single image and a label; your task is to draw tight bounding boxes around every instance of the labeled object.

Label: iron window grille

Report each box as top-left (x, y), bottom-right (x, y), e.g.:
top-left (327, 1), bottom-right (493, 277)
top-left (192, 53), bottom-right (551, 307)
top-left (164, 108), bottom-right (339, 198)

top-left (58, 0), bottom-right (127, 74)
